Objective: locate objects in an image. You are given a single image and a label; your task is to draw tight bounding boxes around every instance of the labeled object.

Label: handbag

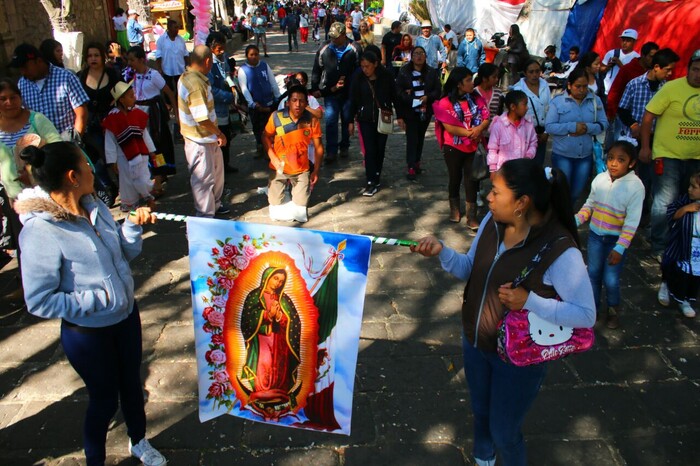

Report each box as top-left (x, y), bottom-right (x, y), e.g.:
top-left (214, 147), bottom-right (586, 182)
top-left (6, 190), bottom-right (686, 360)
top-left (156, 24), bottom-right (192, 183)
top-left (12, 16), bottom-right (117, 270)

top-left (497, 238), bottom-right (595, 366)
top-left (471, 142), bottom-right (489, 180)
top-left (369, 78), bottom-right (393, 135)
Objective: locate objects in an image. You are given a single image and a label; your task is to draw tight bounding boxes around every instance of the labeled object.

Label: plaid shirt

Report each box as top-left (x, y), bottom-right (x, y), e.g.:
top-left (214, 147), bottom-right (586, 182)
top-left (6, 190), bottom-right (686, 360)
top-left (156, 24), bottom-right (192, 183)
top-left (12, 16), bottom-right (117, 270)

top-left (618, 74), bottom-right (664, 127)
top-left (18, 64), bottom-right (89, 134)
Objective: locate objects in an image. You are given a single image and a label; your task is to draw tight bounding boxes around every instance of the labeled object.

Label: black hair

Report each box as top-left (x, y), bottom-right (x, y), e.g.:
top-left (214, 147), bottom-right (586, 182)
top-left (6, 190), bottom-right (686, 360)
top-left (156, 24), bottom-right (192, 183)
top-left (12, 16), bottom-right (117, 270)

top-left (20, 143), bottom-right (85, 193)
top-left (640, 41), bottom-right (659, 57)
top-left (39, 39), bottom-right (63, 67)
top-left (523, 59), bottom-right (542, 72)
top-left (509, 24), bottom-right (521, 37)
top-left (444, 24), bottom-right (451, 31)
top-left (578, 51), bottom-right (599, 70)
top-left (504, 90), bottom-right (527, 111)
top-left (245, 44), bottom-right (259, 56)
top-left (567, 66), bottom-right (589, 86)
top-left (499, 159), bottom-right (580, 247)
top-left (569, 46), bottom-right (580, 54)
top-left (206, 31), bottom-right (227, 48)
top-left (391, 20), bottom-right (401, 30)
top-left (287, 84), bottom-right (309, 100)
top-left (294, 71), bottom-right (309, 84)
top-left (474, 63), bottom-right (499, 86)
top-left (82, 41), bottom-right (107, 67)
top-left (652, 48), bottom-right (680, 69)
top-left (544, 45), bottom-right (556, 54)
top-left (609, 140), bottom-right (638, 162)
top-left (0, 78), bottom-right (21, 96)
top-left (115, 7), bottom-right (125, 15)
top-left (127, 45), bottom-right (146, 60)
top-left (441, 66), bottom-right (473, 103)
top-left (360, 50), bottom-right (380, 64)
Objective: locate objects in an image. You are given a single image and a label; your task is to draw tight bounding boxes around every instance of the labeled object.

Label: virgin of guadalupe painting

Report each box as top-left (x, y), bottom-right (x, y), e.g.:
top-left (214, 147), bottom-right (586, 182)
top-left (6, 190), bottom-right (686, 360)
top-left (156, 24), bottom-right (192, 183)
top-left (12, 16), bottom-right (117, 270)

top-left (188, 219), bottom-right (372, 434)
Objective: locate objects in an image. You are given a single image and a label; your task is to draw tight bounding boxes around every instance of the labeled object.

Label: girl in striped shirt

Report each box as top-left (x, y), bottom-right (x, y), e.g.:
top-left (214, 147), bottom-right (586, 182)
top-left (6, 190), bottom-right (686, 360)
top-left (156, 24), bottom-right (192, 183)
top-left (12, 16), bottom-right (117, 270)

top-left (575, 140), bottom-right (644, 328)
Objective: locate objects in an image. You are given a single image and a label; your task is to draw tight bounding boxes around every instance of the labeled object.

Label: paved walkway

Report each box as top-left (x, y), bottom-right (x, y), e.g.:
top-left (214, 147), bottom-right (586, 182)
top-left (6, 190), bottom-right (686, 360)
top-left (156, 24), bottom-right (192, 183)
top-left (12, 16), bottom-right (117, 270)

top-left (1, 30), bottom-right (698, 466)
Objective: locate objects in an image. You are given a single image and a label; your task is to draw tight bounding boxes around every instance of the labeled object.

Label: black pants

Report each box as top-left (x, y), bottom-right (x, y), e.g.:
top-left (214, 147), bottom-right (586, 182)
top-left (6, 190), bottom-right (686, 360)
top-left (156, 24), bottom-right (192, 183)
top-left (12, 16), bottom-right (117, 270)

top-left (61, 304), bottom-right (146, 466)
top-left (444, 145), bottom-right (478, 202)
top-left (251, 107), bottom-right (272, 145)
top-left (405, 117), bottom-right (431, 170)
top-left (288, 29), bottom-right (298, 50)
top-left (359, 120), bottom-right (388, 185)
top-left (220, 123), bottom-right (232, 167)
top-left (163, 74), bottom-right (182, 139)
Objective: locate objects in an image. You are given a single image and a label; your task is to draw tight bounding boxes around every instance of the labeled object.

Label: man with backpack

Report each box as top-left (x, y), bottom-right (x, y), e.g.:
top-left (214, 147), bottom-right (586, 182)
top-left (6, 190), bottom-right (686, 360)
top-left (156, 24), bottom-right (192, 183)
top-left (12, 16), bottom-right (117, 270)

top-left (600, 29), bottom-right (640, 96)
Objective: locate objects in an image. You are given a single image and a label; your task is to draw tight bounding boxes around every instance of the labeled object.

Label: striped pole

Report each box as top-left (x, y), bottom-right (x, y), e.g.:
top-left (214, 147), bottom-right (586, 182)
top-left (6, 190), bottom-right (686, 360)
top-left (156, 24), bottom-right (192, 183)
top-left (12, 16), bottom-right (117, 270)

top-left (131, 211), bottom-right (418, 247)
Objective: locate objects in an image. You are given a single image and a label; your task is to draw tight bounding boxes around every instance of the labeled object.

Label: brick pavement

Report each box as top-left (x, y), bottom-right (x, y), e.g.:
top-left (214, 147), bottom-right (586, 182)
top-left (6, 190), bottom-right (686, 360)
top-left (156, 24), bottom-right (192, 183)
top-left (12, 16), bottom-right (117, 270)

top-left (1, 30), bottom-right (699, 466)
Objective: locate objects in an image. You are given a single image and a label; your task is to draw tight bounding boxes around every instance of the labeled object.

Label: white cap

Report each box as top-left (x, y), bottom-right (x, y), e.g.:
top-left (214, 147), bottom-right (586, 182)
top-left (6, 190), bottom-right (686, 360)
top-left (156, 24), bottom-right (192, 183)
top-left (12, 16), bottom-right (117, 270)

top-left (620, 29), bottom-right (638, 40)
top-left (128, 9), bottom-right (138, 15)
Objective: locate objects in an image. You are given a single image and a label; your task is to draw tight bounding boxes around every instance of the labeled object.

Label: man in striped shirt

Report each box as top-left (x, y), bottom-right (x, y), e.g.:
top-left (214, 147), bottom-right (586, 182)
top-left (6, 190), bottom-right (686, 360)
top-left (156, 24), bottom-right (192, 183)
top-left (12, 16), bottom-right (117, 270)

top-left (177, 45), bottom-right (229, 218)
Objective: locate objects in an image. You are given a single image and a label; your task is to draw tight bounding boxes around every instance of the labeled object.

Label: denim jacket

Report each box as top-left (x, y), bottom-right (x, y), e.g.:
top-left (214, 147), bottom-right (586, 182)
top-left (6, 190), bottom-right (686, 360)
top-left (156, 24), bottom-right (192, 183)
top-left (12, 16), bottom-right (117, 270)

top-left (208, 55), bottom-right (234, 125)
top-left (545, 91), bottom-right (608, 159)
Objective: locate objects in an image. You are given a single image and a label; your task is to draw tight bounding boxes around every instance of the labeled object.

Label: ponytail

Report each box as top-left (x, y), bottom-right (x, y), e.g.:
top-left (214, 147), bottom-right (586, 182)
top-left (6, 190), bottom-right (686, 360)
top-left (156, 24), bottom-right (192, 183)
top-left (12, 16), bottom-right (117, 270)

top-left (20, 142), bottom-right (85, 193)
top-left (500, 159), bottom-right (580, 248)
top-left (547, 167), bottom-right (580, 247)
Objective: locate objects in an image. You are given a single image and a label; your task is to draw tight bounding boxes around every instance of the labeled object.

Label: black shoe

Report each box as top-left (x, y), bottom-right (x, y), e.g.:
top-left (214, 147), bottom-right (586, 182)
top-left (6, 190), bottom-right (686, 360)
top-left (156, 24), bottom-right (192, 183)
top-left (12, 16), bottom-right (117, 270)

top-left (264, 53), bottom-right (270, 57)
top-left (324, 155), bottom-right (337, 165)
top-left (362, 184), bottom-right (379, 197)
top-left (224, 165), bottom-right (239, 173)
top-left (406, 167), bottom-right (417, 181)
top-left (215, 205), bottom-right (231, 216)
top-left (339, 148), bottom-right (349, 158)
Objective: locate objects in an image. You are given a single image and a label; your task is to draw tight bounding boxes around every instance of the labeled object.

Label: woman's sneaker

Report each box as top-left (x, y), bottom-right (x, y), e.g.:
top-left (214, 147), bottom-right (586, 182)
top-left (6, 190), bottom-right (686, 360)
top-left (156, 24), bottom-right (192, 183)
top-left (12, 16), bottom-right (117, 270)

top-left (362, 183), bottom-right (379, 197)
top-left (657, 282), bottom-right (670, 307)
top-left (679, 301), bottom-right (696, 318)
top-left (129, 438), bottom-right (167, 466)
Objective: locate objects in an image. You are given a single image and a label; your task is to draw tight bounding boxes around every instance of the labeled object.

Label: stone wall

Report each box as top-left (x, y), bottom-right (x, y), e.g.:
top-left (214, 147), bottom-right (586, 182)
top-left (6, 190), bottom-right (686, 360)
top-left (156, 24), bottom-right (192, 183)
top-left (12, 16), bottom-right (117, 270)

top-left (0, 0), bottom-right (114, 75)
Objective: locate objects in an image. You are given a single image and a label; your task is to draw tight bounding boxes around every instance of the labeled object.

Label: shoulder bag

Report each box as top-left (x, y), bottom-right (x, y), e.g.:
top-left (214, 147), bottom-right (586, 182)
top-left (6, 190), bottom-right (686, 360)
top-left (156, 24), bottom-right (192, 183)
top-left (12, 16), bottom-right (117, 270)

top-left (497, 238), bottom-right (595, 366)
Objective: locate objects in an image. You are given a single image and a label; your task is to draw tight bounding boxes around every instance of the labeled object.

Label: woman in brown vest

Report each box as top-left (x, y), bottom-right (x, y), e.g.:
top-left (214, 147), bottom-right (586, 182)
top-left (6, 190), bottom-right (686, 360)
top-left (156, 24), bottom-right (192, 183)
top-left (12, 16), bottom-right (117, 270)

top-left (412, 158), bottom-right (595, 466)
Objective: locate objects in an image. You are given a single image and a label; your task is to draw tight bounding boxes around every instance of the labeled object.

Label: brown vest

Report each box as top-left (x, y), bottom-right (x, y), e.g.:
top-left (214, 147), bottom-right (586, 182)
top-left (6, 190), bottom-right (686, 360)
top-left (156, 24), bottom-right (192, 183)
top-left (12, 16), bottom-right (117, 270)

top-left (462, 213), bottom-right (577, 352)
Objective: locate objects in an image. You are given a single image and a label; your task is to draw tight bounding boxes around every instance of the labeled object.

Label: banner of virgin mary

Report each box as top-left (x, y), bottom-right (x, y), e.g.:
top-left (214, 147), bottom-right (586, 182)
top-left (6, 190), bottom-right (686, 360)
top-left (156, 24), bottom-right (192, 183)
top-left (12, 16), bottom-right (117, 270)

top-left (187, 218), bottom-right (372, 435)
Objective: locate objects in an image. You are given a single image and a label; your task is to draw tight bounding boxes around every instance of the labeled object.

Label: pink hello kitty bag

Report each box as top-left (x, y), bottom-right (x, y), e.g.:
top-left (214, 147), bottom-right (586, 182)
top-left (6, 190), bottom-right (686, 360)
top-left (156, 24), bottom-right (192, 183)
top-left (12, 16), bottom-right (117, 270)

top-left (497, 238), bottom-right (595, 366)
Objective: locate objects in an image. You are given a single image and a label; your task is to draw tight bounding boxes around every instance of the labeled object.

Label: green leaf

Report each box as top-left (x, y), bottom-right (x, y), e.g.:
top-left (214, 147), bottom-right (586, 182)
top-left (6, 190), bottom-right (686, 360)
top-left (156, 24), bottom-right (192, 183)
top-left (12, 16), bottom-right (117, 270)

top-left (216, 239), bottom-right (224, 247)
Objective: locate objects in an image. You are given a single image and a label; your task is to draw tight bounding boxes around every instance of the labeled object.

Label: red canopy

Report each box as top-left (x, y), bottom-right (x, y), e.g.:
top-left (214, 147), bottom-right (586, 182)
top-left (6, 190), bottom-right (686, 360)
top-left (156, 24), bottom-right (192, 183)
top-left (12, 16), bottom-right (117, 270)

top-left (592, 0), bottom-right (700, 78)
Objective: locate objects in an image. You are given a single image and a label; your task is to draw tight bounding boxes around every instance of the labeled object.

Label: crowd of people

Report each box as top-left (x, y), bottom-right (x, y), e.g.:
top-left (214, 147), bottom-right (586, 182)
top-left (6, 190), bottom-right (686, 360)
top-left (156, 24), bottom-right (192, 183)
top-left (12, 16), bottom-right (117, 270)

top-left (1, 2), bottom-right (699, 465)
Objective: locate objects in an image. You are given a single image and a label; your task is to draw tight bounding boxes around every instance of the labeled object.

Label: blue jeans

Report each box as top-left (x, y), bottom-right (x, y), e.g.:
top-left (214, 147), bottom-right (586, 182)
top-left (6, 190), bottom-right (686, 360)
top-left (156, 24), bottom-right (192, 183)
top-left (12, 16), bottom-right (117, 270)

top-left (462, 335), bottom-right (547, 466)
top-left (323, 94), bottom-right (351, 156)
top-left (587, 231), bottom-right (625, 309)
top-left (61, 304), bottom-right (146, 466)
top-left (651, 157), bottom-right (700, 254)
top-left (551, 153), bottom-right (592, 204)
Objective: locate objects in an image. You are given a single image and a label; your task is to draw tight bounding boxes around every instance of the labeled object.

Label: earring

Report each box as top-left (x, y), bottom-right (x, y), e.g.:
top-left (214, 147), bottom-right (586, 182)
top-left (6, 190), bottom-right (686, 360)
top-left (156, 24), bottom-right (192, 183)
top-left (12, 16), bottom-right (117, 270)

top-left (73, 183), bottom-right (80, 188)
top-left (514, 208), bottom-right (523, 218)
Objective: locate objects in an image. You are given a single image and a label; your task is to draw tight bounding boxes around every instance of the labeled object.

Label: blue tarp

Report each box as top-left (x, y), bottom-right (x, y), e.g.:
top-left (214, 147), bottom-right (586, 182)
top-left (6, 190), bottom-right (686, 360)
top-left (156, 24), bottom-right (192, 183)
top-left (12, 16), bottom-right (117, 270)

top-left (559, 0), bottom-right (608, 60)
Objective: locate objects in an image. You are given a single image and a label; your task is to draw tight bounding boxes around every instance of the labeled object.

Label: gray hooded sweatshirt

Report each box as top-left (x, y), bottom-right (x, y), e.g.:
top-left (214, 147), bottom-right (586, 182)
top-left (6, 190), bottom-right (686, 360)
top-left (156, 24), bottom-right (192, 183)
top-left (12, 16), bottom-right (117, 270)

top-left (15, 187), bottom-right (143, 327)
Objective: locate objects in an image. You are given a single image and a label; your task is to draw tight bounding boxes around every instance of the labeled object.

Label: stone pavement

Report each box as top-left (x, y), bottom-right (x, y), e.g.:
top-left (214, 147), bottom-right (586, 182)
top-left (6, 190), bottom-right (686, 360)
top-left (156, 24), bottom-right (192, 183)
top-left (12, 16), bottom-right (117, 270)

top-left (1, 31), bottom-right (699, 466)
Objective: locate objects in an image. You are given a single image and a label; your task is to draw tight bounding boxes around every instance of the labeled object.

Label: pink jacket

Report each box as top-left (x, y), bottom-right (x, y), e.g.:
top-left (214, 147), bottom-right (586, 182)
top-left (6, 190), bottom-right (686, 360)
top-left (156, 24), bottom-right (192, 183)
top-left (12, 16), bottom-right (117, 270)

top-left (487, 113), bottom-right (538, 172)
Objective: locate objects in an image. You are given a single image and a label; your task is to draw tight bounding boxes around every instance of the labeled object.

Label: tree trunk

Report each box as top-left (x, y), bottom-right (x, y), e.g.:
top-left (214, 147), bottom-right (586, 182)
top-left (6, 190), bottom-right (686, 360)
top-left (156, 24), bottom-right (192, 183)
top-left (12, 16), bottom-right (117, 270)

top-left (39, 0), bottom-right (76, 32)
top-left (127, 0), bottom-right (151, 22)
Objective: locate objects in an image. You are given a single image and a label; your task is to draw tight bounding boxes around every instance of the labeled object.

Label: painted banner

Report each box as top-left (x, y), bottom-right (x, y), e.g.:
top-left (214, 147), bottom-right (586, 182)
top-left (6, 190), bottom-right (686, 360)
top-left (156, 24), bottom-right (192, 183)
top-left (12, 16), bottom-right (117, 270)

top-left (187, 218), bottom-right (372, 435)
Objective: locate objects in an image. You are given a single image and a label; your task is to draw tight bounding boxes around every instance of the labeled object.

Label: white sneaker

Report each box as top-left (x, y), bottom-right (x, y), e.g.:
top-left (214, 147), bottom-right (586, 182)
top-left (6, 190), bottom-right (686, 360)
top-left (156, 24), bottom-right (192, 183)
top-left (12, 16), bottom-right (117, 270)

top-left (657, 282), bottom-right (670, 307)
top-left (679, 301), bottom-right (696, 318)
top-left (129, 438), bottom-right (167, 466)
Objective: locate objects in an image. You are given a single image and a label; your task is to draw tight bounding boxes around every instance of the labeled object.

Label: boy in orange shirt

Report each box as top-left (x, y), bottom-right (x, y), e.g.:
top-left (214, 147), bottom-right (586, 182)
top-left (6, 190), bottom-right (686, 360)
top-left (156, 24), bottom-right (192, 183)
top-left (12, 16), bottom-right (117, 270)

top-left (263, 85), bottom-right (324, 222)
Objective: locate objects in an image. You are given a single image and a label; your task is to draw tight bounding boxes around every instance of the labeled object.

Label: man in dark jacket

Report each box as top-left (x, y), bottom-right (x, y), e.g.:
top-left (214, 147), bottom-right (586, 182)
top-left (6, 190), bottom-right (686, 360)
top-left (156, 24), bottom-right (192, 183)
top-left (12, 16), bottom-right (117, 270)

top-left (311, 22), bottom-right (361, 163)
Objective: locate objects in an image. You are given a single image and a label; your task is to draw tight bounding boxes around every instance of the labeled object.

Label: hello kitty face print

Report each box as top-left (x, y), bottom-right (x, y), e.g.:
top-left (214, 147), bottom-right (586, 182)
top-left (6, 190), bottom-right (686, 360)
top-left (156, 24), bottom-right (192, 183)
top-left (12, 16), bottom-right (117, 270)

top-left (527, 312), bottom-right (574, 346)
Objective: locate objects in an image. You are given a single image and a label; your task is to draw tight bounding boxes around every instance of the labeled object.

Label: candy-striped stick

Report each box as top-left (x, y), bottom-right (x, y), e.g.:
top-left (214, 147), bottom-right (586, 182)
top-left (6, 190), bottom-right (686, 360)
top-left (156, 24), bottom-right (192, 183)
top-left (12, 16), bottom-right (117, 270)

top-left (130, 211), bottom-right (418, 247)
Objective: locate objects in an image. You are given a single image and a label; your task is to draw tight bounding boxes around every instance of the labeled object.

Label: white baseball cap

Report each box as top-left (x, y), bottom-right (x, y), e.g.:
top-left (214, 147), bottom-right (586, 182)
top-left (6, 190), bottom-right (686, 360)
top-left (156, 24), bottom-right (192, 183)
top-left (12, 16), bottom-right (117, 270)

top-left (128, 9), bottom-right (138, 15)
top-left (620, 29), bottom-right (638, 40)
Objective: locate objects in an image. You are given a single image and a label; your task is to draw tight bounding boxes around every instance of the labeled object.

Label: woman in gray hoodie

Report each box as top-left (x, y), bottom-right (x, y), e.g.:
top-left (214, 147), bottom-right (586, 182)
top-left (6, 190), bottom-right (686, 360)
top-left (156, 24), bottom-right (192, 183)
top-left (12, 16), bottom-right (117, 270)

top-left (14, 142), bottom-right (166, 466)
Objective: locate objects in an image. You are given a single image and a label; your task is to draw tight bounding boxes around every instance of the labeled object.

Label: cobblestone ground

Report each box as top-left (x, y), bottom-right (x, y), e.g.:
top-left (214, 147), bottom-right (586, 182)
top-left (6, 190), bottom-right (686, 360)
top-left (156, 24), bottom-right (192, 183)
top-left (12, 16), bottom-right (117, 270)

top-left (1, 30), bottom-right (698, 466)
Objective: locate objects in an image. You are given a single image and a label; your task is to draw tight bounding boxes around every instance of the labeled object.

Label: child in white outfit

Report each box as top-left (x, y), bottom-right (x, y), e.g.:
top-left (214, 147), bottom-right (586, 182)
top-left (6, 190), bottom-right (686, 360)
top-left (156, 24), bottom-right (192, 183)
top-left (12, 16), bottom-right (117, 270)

top-left (102, 81), bottom-right (155, 212)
